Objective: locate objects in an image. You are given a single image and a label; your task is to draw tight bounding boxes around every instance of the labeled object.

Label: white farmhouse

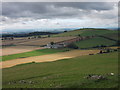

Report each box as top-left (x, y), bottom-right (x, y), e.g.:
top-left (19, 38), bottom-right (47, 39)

top-left (45, 43), bottom-right (65, 48)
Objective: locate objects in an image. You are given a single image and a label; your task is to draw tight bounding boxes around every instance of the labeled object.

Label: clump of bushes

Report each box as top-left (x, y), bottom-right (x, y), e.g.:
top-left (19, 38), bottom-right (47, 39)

top-left (93, 45), bottom-right (107, 48)
top-left (67, 43), bottom-right (79, 49)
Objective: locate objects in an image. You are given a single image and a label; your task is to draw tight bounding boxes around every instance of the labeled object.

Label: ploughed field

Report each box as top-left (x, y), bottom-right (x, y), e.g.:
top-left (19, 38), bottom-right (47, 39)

top-left (2, 48), bottom-right (71, 61)
top-left (1, 37), bottom-right (75, 56)
top-left (1, 49), bottom-right (99, 68)
top-left (1, 46), bottom-right (44, 56)
top-left (2, 37), bottom-right (75, 46)
top-left (2, 51), bottom-right (118, 88)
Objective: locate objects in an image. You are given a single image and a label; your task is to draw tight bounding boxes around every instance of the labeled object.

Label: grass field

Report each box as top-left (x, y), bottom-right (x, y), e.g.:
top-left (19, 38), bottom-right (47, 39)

top-left (52, 29), bottom-right (118, 37)
top-left (102, 33), bottom-right (119, 41)
top-left (2, 51), bottom-right (118, 88)
top-left (2, 48), bottom-right (71, 61)
top-left (75, 37), bottom-right (117, 49)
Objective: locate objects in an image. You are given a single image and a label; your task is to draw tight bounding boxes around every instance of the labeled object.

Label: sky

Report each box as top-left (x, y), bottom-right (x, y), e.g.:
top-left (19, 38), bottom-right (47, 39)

top-left (0, 2), bottom-right (119, 33)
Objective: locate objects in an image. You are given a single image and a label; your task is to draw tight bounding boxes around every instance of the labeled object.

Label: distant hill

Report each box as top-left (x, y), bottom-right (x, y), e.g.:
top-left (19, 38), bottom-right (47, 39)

top-left (1, 28), bottom-right (119, 38)
top-left (1, 28), bottom-right (78, 34)
top-left (52, 28), bottom-right (118, 37)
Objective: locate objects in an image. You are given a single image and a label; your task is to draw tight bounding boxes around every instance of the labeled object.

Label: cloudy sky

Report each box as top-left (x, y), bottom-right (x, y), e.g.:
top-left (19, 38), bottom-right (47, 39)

top-left (1, 2), bottom-right (118, 32)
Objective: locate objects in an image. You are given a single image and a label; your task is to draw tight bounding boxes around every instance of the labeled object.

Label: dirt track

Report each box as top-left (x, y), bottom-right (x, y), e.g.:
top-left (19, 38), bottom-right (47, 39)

top-left (1, 50), bottom-right (99, 68)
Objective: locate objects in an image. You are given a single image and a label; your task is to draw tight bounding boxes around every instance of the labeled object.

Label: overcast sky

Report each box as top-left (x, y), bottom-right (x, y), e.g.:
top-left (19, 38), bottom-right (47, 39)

top-left (0, 2), bottom-right (118, 32)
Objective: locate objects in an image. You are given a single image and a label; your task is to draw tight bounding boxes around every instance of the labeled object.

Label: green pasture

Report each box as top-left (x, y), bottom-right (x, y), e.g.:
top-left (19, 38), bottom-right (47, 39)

top-left (102, 32), bottom-right (119, 41)
top-left (75, 37), bottom-right (117, 49)
top-left (52, 29), bottom-right (117, 37)
top-left (2, 51), bottom-right (118, 88)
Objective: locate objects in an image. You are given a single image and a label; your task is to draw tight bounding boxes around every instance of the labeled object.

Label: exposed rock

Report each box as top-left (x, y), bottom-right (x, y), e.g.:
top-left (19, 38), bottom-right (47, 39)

top-left (85, 74), bottom-right (107, 80)
top-left (110, 73), bottom-right (114, 76)
top-left (106, 73), bottom-right (115, 76)
top-left (8, 80), bottom-right (35, 85)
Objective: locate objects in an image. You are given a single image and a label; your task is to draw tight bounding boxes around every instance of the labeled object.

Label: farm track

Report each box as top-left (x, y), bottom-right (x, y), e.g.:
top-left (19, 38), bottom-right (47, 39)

top-left (1, 49), bottom-right (99, 68)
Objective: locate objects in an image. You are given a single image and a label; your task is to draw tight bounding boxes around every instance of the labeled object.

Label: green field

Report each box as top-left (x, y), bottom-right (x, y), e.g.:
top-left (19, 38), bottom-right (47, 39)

top-left (75, 37), bottom-right (117, 49)
top-left (102, 33), bottom-right (119, 41)
top-left (52, 29), bottom-right (118, 37)
top-left (2, 48), bottom-right (71, 61)
top-left (2, 52), bottom-right (118, 88)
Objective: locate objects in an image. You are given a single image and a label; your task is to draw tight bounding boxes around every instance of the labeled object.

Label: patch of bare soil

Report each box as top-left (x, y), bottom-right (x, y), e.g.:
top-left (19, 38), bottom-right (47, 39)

top-left (1, 46), bottom-right (44, 56)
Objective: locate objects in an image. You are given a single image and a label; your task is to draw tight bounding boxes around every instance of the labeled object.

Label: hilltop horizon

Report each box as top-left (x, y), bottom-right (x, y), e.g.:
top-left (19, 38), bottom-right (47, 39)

top-left (1, 27), bottom-right (119, 34)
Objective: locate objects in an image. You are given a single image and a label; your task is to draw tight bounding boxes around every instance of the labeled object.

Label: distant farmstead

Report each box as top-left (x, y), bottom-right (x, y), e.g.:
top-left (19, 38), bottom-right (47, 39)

top-left (45, 43), bottom-right (66, 49)
top-left (44, 37), bottom-right (85, 49)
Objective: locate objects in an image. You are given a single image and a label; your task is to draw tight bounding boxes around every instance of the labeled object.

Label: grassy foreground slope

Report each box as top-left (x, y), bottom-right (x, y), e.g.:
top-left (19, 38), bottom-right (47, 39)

top-left (2, 48), bottom-right (71, 61)
top-left (75, 37), bottom-right (117, 49)
top-left (3, 52), bottom-right (118, 88)
top-left (53, 29), bottom-right (118, 37)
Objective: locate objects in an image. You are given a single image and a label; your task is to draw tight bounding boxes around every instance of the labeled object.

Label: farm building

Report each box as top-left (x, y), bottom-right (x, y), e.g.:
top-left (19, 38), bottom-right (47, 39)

top-left (45, 43), bottom-right (66, 48)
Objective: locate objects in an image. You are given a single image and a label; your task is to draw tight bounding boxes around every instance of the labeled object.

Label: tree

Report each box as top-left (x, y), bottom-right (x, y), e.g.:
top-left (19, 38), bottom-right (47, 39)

top-left (106, 49), bottom-right (110, 53)
top-left (101, 45), bottom-right (106, 47)
top-left (11, 37), bottom-right (14, 40)
top-left (50, 42), bottom-right (54, 45)
top-left (28, 37), bottom-right (30, 39)
top-left (78, 34), bottom-right (81, 37)
top-left (64, 30), bottom-right (67, 32)
top-left (48, 35), bottom-right (51, 37)
top-left (99, 50), bottom-right (103, 54)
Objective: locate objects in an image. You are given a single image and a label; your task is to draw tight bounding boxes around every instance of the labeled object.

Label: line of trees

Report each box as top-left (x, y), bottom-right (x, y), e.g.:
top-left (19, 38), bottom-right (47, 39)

top-left (2, 32), bottom-right (58, 38)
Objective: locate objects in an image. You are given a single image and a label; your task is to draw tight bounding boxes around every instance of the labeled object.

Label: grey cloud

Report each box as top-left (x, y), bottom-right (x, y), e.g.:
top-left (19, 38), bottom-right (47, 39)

top-left (2, 2), bottom-right (49, 18)
top-left (2, 2), bottom-right (115, 19)
top-left (54, 2), bottom-right (114, 11)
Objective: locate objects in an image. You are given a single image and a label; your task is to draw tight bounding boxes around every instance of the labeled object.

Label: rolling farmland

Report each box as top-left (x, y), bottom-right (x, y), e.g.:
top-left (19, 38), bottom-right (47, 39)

top-left (1, 37), bottom-right (75, 56)
top-left (52, 29), bottom-right (118, 37)
top-left (2, 37), bottom-right (75, 46)
top-left (1, 1), bottom-right (119, 88)
top-left (1, 49), bottom-right (99, 68)
top-left (75, 37), bottom-right (117, 49)
top-left (1, 28), bottom-right (119, 88)
top-left (2, 48), bottom-right (71, 61)
top-left (2, 52), bottom-right (118, 88)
